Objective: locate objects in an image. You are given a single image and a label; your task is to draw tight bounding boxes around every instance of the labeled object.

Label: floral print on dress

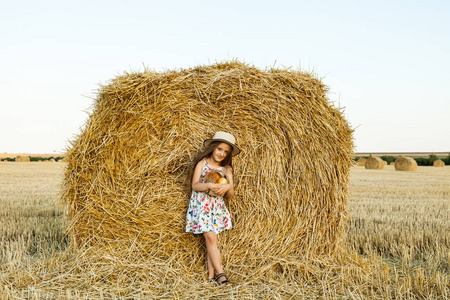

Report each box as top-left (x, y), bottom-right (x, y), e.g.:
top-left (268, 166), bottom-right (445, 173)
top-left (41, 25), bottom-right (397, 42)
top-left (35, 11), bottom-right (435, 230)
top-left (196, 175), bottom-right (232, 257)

top-left (185, 159), bottom-right (232, 234)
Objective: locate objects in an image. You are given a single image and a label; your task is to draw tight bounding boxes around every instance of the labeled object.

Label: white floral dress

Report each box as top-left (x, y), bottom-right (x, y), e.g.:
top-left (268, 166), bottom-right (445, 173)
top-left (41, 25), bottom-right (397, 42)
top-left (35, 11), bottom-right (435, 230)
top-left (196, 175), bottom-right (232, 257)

top-left (185, 159), bottom-right (232, 234)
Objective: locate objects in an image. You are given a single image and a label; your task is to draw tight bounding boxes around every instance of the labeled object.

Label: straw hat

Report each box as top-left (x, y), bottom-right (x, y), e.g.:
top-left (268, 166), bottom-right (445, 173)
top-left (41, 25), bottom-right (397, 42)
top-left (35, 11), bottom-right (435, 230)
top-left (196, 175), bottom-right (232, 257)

top-left (203, 131), bottom-right (241, 156)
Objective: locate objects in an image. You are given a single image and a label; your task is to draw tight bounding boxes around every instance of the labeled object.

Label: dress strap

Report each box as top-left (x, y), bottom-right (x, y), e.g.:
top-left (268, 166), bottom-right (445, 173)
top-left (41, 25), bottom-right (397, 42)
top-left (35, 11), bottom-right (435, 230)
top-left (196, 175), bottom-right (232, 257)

top-left (204, 158), bottom-right (223, 170)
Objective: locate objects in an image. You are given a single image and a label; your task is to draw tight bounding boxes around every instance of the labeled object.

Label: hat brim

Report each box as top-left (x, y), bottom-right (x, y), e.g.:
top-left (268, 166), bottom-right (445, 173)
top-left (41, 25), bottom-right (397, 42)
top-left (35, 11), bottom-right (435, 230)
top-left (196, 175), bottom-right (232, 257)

top-left (203, 139), bottom-right (241, 156)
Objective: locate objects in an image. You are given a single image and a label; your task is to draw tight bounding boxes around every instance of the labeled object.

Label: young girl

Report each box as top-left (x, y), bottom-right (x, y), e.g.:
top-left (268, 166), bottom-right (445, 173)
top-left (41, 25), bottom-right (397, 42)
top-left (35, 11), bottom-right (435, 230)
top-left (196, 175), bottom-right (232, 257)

top-left (185, 131), bottom-right (240, 285)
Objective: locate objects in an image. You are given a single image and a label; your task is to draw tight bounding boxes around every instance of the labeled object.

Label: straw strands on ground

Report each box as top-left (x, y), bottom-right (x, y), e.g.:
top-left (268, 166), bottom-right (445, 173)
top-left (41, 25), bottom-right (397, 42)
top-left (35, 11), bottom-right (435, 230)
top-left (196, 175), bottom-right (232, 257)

top-left (58, 61), bottom-right (354, 284)
top-left (395, 157), bottom-right (418, 171)
top-left (364, 157), bottom-right (384, 169)
top-left (15, 156), bottom-right (30, 162)
top-left (433, 159), bottom-right (445, 167)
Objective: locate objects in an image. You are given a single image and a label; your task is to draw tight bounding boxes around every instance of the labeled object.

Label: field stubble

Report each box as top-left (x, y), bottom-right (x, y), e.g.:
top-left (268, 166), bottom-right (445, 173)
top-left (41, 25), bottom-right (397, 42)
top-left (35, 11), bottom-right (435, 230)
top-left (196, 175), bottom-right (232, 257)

top-left (0, 162), bottom-right (449, 299)
top-left (348, 165), bottom-right (449, 273)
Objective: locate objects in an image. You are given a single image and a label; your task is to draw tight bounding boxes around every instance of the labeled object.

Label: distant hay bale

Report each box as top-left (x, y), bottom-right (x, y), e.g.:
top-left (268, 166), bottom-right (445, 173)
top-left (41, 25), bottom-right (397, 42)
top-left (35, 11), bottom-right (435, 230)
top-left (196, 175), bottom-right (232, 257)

top-left (383, 160), bottom-right (387, 165)
top-left (48, 158), bottom-right (56, 162)
top-left (390, 162), bottom-right (395, 165)
top-left (365, 157), bottom-right (384, 169)
top-left (63, 61), bottom-right (354, 271)
top-left (394, 157), bottom-right (417, 171)
top-left (433, 159), bottom-right (445, 167)
top-left (15, 156), bottom-right (30, 162)
top-left (357, 158), bottom-right (367, 166)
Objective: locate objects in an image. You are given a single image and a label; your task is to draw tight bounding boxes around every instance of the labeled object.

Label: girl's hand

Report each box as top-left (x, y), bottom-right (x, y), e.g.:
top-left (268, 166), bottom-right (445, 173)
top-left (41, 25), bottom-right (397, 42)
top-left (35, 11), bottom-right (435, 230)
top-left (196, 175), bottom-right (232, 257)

top-left (211, 183), bottom-right (230, 197)
top-left (224, 166), bottom-right (233, 178)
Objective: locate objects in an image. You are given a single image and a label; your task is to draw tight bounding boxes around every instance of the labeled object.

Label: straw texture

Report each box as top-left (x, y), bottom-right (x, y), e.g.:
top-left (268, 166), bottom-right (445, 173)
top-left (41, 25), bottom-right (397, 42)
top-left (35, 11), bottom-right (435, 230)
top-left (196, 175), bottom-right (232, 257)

top-left (365, 157), bottom-right (384, 169)
top-left (433, 159), bottom-right (445, 167)
top-left (394, 157), bottom-right (418, 171)
top-left (357, 158), bottom-right (367, 166)
top-left (62, 61), bottom-right (354, 274)
top-left (15, 156), bottom-right (30, 162)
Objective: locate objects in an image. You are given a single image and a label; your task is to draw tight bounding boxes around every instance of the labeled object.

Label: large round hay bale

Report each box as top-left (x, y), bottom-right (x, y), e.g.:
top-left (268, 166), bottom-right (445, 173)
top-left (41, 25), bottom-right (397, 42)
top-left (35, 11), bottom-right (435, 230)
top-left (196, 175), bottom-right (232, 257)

top-left (433, 159), bottom-right (445, 167)
top-left (63, 61), bottom-right (354, 268)
top-left (15, 155), bottom-right (30, 162)
top-left (357, 158), bottom-right (367, 166)
top-left (394, 156), bottom-right (417, 171)
top-left (365, 157), bottom-right (384, 169)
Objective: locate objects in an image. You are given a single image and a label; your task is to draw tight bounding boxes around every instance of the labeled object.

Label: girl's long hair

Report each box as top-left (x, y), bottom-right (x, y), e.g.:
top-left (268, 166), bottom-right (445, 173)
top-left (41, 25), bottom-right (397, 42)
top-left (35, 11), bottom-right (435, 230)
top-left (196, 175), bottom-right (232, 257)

top-left (186, 141), bottom-right (233, 189)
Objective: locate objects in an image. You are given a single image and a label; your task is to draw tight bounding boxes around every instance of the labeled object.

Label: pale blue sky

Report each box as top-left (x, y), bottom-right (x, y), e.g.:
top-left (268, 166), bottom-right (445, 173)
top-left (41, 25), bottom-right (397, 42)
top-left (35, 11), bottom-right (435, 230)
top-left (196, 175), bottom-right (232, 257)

top-left (1, 0), bottom-right (449, 153)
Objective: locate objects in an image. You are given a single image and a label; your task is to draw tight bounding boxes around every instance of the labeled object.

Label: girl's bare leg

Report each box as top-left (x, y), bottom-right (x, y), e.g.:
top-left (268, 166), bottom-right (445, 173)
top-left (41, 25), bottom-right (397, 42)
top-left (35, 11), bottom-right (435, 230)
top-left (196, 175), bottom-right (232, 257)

top-left (206, 252), bottom-right (215, 279)
top-left (203, 232), bottom-right (228, 283)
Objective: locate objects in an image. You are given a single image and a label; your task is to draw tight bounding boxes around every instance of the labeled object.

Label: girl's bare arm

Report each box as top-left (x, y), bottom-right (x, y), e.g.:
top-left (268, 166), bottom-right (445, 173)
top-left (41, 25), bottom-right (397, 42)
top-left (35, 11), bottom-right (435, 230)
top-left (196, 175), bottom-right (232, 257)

top-left (225, 166), bottom-right (234, 198)
top-left (191, 161), bottom-right (215, 192)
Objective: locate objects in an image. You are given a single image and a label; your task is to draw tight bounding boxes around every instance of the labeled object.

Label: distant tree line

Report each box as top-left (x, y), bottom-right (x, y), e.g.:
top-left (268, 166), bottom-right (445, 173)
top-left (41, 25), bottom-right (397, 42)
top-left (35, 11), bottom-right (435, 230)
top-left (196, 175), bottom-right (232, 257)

top-left (30, 156), bottom-right (64, 162)
top-left (354, 155), bottom-right (449, 166)
top-left (1, 156), bottom-right (64, 162)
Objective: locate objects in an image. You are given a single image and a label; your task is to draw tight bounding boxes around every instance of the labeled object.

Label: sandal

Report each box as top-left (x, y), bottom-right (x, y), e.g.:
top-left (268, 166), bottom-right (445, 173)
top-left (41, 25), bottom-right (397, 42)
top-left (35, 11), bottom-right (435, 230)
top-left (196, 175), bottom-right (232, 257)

top-left (214, 273), bottom-right (230, 285)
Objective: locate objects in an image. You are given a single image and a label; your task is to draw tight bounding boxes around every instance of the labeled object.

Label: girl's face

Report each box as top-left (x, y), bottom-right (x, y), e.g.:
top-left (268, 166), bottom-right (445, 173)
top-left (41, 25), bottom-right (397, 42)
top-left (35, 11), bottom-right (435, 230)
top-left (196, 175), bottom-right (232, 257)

top-left (211, 143), bottom-right (232, 163)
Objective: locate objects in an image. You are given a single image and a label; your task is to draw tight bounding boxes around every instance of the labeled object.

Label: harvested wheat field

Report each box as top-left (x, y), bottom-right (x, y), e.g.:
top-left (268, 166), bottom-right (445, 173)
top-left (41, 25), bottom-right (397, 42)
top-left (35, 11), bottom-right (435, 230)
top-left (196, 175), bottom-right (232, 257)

top-left (1, 162), bottom-right (449, 298)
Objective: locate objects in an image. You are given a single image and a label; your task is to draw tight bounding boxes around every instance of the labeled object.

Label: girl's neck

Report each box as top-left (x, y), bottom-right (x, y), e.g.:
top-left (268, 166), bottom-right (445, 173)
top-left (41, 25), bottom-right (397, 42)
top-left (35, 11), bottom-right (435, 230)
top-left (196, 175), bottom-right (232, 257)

top-left (205, 156), bottom-right (222, 168)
